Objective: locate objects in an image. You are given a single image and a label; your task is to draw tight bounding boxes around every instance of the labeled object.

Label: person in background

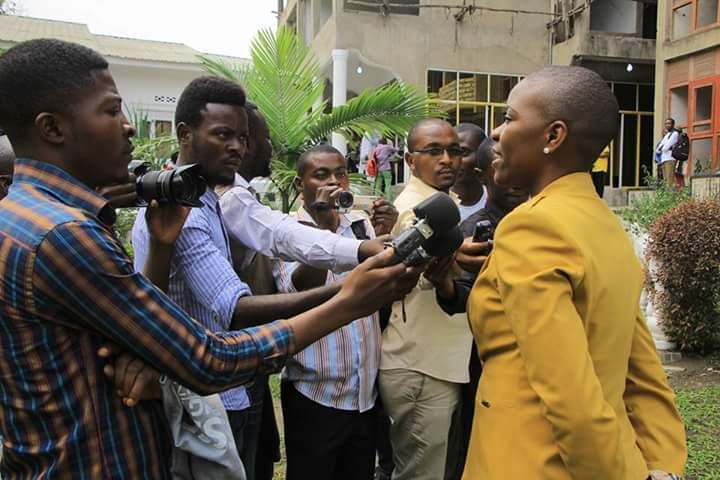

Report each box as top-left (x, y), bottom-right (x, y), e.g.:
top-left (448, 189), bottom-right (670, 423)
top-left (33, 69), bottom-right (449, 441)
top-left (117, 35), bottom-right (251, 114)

top-left (273, 145), bottom-right (382, 480)
top-left (360, 132), bottom-right (380, 176)
top-left (656, 118), bottom-right (679, 188)
top-left (452, 124), bottom-right (487, 222)
top-left (0, 129), bottom-right (14, 199)
top-left (591, 144), bottom-right (609, 198)
top-left (372, 138), bottom-right (399, 201)
top-left (463, 65), bottom-right (686, 479)
top-left (379, 118), bottom-right (471, 480)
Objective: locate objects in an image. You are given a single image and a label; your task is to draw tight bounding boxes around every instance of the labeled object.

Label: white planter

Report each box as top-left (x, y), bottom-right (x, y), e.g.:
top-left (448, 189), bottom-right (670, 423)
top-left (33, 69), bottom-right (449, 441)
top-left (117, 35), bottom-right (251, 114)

top-left (628, 227), bottom-right (677, 351)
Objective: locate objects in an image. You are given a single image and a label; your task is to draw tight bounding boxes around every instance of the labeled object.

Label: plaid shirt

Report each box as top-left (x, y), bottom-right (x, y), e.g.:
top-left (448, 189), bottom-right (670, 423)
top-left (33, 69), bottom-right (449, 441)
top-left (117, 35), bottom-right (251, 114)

top-left (0, 158), bottom-right (295, 479)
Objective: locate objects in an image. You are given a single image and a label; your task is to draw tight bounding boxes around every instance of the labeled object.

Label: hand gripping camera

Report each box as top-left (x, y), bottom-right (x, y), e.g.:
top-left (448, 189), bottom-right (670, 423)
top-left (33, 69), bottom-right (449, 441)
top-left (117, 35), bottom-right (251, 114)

top-left (128, 160), bottom-right (207, 208)
top-left (391, 192), bottom-right (463, 266)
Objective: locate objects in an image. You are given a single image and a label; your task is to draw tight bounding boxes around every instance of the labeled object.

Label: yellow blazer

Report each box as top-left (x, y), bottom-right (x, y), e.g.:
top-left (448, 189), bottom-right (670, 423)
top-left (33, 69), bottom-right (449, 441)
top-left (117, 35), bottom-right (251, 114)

top-left (464, 173), bottom-right (687, 479)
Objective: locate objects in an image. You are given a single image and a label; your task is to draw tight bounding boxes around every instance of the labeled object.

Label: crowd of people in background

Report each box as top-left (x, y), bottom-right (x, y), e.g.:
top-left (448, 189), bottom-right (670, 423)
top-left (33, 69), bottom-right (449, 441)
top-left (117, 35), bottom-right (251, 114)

top-left (0, 38), bottom-right (689, 480)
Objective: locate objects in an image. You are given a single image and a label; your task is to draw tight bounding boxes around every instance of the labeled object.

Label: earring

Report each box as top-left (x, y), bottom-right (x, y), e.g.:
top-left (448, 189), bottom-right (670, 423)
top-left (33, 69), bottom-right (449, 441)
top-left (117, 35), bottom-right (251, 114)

top-left (543, 147), bottom-right (550, 155)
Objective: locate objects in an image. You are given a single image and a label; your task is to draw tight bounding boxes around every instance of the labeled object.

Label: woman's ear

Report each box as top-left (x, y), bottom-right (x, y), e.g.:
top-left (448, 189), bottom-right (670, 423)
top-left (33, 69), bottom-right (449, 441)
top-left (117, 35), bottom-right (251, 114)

top-left (545, 120), bottom-right (568, 154)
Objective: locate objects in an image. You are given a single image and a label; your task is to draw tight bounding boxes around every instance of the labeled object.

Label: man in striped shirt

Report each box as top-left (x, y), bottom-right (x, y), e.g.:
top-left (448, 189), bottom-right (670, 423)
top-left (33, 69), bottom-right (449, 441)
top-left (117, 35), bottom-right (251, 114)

top-left (272, 145), bottom-right (382, 480)
top-left (0, 38), bottom-right (417, 479)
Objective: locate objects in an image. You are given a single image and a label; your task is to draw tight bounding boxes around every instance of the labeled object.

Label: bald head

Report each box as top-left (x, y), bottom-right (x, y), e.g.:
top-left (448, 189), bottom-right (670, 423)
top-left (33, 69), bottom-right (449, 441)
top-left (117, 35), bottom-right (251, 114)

top-left (407, 118), bottom-right (454, 151)
top-left (0, 133), bottom-right (15, 177)
top-left (523, 66), bottom-right (619, 165)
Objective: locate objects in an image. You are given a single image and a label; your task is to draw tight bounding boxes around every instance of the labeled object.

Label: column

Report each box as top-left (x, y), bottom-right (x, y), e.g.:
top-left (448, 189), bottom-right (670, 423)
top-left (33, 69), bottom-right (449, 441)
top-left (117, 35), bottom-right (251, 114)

top-left (331, 48), bottom-right (348, 156)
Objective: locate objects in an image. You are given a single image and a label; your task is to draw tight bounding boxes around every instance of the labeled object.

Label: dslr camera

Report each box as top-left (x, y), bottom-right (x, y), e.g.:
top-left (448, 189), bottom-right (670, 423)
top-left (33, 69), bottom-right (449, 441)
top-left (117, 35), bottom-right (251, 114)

top-left (128, 160), bottom-right (207, 208)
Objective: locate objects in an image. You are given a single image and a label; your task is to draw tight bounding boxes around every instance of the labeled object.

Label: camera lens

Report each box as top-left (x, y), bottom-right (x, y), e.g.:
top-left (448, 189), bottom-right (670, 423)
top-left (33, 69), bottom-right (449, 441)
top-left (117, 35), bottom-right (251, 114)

top-left (134, 164), bottom-right (206, 207)
top-left (338, 191), bottom-right (354, 209)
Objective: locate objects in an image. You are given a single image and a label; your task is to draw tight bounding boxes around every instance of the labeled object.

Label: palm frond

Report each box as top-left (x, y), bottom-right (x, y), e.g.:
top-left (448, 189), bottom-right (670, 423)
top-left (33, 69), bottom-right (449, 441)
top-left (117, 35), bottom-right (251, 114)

top-left (198, 55), bottom-right (252, 87)
top-left (307, 82), bottom-right (445, 144)
top-left (244, 27), bottom-right (326, 157)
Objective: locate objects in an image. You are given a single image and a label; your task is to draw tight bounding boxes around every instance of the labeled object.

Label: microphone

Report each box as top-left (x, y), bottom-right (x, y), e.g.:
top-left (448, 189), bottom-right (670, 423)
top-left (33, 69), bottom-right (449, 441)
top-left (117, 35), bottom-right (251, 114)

top-left (390, 192), bottom-right (461, 265)
top-left (404, 225), bottom-right (464, 266)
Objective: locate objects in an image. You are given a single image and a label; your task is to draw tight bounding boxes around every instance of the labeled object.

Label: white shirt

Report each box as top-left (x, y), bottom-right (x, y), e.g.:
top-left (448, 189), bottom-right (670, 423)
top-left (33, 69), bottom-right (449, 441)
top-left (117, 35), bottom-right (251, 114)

top-left (458, 186), bottom-right (488, 222)
top-left (657, 130), bottom-right (679, 163)
top-left (217, 174), bottom-right (361, 273)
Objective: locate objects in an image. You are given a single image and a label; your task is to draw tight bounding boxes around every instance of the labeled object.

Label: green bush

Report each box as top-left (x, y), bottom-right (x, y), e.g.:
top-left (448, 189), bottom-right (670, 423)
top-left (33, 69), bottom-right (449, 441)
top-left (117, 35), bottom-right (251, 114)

top-left (646, 200), bottom-right (720, 353)
top-left (621, 181), bottom-right (690, 232)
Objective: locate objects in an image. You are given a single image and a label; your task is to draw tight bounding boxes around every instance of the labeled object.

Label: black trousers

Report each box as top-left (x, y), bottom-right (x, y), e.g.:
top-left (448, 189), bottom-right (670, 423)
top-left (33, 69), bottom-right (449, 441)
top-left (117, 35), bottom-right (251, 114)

top-left (281, 382), bottom-right (377, 480)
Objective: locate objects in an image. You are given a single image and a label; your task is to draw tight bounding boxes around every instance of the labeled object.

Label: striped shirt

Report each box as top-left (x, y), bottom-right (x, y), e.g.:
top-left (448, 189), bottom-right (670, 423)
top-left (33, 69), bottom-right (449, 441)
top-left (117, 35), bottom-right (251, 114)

top-left (272, 207), bottom-right (380, 412)
top-left (0, 158), bottom-right (295, 479)
top-left (132, 188), bottom-right (253, 411)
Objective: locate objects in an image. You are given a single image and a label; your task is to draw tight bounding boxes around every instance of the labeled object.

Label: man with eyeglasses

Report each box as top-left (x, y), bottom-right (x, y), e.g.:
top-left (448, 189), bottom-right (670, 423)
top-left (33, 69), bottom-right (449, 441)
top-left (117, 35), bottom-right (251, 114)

top-left (0, 129), bottom-right (14, 200)
top-left (378, 118), bottom-right (473, 480)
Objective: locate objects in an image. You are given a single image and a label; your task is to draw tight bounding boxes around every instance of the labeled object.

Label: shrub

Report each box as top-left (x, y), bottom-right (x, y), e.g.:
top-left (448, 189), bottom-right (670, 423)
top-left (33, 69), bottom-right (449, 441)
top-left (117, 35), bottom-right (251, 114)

top-left (646, 200), bottom-right (720, 353)
top-left (621, 181), bottom-right (690, 233)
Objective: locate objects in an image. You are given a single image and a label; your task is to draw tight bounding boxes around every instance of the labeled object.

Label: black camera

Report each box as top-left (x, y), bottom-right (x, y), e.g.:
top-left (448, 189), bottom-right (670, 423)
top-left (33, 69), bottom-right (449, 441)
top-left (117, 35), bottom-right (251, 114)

top-left (338, 191), bottom-right (354, 210)
top-left (128, 160), bottom-right (207, 208)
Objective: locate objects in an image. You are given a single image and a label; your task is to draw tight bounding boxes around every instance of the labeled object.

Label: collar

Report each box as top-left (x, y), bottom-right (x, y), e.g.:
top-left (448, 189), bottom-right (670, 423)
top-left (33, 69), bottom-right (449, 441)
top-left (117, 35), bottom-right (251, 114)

top-left (199, 187), bottom-right (221, 213)
top-left (405, 174), bottom-right (459, 201)
top-left (216, 174), bottom-right (253, 197)
top-left (296, 204), bottom-right (363, 233)
top-left (12, 158), bottom-right (116, 225)
top-left (530, 172), bottom-right (596, 206)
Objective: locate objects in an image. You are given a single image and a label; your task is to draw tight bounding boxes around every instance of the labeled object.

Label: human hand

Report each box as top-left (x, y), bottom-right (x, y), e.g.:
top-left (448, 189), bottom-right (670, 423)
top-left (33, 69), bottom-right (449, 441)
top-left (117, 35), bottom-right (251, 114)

top-left (357, 235), bottom-right (392, 261)
top-left (96, 174), bottom-right (138, 209)
top-left (455, 238), bottom-right (489, 273)
top-left (98, 343), bottom-right (162, 407)
top-left (145, 200), bottom-right (191, 247)
top-left (337, 248), bottom-right (423, 318)
top-left (424, 255), bottom-right (456, 299)
top-left (370, 198), bottom-right (398, 236)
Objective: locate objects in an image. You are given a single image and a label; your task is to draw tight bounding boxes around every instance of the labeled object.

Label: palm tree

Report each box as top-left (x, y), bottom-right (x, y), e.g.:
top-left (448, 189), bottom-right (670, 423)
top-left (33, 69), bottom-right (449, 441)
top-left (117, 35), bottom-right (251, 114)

top-left (201, 27), bottom-right (440, 212)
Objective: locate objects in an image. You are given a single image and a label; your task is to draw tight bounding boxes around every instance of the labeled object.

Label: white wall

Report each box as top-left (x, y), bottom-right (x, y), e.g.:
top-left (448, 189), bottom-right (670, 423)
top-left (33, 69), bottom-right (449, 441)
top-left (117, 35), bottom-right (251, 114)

top-left (590, 0), bottom-right (639, 34)
top-left (109, 61), bottom-right (206, 128)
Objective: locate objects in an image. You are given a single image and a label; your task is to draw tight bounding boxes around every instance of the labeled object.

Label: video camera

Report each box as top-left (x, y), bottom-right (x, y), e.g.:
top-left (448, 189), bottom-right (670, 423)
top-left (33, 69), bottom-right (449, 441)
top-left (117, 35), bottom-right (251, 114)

top-left (128, 160), bottom-right (207, 208)
top-left (391, 192), bottom-right (463, 266)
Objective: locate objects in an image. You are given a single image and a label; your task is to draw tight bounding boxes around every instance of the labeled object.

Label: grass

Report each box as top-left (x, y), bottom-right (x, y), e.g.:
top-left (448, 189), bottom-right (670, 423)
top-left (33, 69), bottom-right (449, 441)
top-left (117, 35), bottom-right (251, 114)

top-left (676, 386), bottom-right (720, 479)
top-left (267, 379), bottom-right (720, 479)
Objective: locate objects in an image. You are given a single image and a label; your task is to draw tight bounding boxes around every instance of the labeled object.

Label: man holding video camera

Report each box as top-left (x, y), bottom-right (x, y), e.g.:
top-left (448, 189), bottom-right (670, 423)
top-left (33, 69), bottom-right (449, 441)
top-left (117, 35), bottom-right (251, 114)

top-left (270, 144), bottom-right (382, 480)
top-left (378, 118), bottom-right (471, 480)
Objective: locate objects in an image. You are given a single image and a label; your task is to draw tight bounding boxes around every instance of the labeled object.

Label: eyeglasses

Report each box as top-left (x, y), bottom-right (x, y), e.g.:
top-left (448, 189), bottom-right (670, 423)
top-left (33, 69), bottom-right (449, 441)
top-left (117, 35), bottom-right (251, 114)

top-left (411, 146), bottom-right (465, 158)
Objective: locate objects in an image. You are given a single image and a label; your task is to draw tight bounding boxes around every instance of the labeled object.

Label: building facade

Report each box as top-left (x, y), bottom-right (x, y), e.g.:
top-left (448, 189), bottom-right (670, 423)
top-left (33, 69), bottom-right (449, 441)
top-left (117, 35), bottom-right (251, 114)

top-left (277, 0), bottom-right (552, 180)
top-left (278, 0), bottom-right (664, 188)
top-left (655, 0), bottom-right (720, 175)
top-left (551, 0), bottom-right (658, 189)
top-left (0, 15), bottom-right (248, 139)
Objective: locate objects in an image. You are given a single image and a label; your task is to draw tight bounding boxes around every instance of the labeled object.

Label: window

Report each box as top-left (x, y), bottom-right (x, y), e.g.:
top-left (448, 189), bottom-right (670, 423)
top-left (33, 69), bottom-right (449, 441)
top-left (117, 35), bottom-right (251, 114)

top-left (670, 86), bottom-right (689, 127)
top-left (427, 69), bottom-right (522, 134)
top-left (692, 137), bottom-right (713, 173)
top-left (154, 120), bottom-right (172, 138)
top-left (672, 0), bottom-right (719, 39)
top-left (693, 84), bottom-right (714, 133)
top-left (344, 0), bottom-right (419, 15)
top-left (673, 4), bottom-right (692, 38)
top-left (697, 0), bottom-right (719, 27)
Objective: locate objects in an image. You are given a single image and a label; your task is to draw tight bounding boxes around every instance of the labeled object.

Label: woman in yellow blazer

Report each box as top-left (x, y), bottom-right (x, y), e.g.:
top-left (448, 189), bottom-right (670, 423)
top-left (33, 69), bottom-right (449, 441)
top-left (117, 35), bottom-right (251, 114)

top-left (463, 66), bottom-right (687, 479)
